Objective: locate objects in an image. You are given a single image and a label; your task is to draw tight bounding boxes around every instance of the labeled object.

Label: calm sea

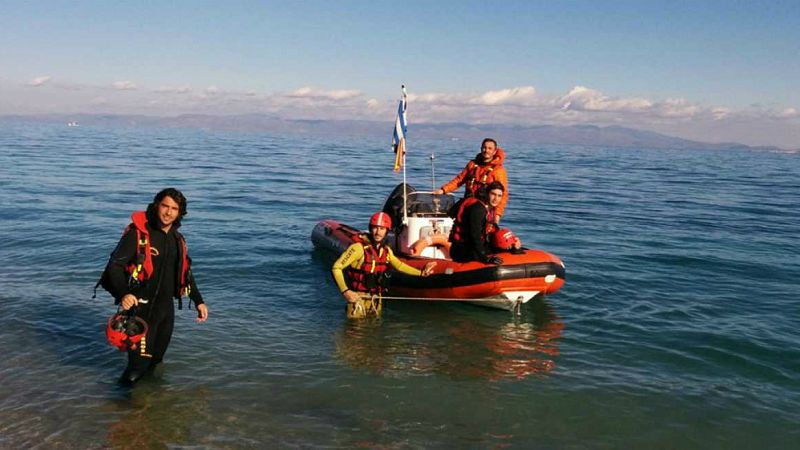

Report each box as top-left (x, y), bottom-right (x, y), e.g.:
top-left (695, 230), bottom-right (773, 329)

top-left (1, 122), bottom-right (798, 448)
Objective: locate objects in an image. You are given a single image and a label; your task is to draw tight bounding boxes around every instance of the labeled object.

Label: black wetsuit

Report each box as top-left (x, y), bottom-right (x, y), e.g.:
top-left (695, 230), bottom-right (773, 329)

top-left (449, 200), bottom-right (493, 263)
top-left (106, 210), bottom-right (202, 380)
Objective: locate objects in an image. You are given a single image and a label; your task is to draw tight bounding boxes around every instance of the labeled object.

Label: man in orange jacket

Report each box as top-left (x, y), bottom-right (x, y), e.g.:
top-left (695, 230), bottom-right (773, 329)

top-left (435, 138), bottom-right (508, 224)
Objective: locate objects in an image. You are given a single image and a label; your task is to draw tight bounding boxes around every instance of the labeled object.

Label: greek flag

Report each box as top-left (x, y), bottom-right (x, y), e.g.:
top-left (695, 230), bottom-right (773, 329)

top-left (392, 86), bottom-right (407, 172)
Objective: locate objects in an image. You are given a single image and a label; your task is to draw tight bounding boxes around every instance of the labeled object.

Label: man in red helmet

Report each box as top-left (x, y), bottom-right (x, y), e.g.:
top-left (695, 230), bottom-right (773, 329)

top-left (332, 212), bottom-right (436, 318)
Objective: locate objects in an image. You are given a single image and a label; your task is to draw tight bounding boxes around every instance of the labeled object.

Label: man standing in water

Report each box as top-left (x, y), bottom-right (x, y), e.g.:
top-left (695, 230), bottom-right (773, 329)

top-left (101, 188), bottom-right (208, 384)
top-left (435, 138), bottom-right (509, 224)
top-left (332, 212), bottom-right (436, 319)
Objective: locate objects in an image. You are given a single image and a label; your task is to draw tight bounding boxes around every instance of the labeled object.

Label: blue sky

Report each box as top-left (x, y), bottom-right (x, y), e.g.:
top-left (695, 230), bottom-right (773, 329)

top-left (2, 1), bottom-right (798, 147)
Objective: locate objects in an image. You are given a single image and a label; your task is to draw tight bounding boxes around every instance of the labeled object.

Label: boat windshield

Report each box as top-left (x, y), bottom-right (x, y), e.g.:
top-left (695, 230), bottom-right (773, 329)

top-left (405, 192), bottom-right (455, 217)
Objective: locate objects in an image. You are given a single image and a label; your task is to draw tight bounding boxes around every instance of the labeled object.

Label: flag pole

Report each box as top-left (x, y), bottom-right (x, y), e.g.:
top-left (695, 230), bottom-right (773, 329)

top-left (401, 85), bottom-right (408, 226)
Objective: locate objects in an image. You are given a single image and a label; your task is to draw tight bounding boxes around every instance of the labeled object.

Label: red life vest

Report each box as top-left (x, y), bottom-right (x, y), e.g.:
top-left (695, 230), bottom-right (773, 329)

top-left (450, 198), bottom-right (495, 244)
top-left (464, 161), bottom-right (497, 197)
top-left (126, 211), bottom-right (192, 298)
top-left (347, 234), bottom-right (390, 294)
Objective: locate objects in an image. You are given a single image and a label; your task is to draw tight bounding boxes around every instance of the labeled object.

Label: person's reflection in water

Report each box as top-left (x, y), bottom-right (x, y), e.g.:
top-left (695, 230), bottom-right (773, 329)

top-left (334, 300), bottom-right (563, 381)
top-left (488, 319), bottom-right (564, 379)
top-left (334, 317), bottom-right (392, 375)
top-left (105, 384), bottom-right (211, 448)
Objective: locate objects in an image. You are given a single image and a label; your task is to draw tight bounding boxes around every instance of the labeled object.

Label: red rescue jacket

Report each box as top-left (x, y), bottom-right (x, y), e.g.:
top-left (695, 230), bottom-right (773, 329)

top-left (464, 160), bottom-right (498, 196)
top-left (441, 148), bottom-right (508, 216)
top-left (450, 198), bottom-right (495, 245)
top-left (126, 211), bottom-right (192, 297)
top-left (347, 234), bottom-right (390, 294)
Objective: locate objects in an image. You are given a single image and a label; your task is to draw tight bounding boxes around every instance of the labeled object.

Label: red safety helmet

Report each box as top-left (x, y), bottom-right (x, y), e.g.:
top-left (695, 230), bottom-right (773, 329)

top-left (492, 228), bottom-right (518, 250)
top-left (369, 212), bottom-right (392, 229)
top-left (106, 313), bottom-right (148, 352)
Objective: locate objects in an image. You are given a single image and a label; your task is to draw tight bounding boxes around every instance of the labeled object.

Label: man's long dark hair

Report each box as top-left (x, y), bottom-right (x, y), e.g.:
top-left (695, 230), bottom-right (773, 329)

top-left (146, 187), bottom-right (188, 228)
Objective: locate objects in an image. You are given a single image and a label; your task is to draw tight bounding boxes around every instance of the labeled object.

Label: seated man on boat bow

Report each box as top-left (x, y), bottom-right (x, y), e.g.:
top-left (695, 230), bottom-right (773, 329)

top-left (332, 212), bottom-right (437, 319)
top-left (449, 181), bottom-right (518, 264)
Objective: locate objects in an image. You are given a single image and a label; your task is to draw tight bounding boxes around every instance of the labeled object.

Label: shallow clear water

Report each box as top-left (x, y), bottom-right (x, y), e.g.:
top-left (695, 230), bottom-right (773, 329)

top-left (1, 122), bottom-right (798, 448)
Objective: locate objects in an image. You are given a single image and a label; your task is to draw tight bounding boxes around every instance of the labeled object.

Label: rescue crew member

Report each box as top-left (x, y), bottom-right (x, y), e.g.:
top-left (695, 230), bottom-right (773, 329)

top-left (332, 212), bottom-right (436, 318)
top-left (434, 138), bottom-right (509, 224)
top-left (102, 188), bottom-right (208, 385)
top-left (449, 181), bottom-right (506, 264)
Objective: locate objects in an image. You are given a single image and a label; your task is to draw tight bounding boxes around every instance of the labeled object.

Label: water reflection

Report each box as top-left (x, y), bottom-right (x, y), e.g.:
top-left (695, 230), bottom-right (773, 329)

top-left (335, 299), bottom-right (564, 380)
top-left (105, 383), bottom-right (211, 448)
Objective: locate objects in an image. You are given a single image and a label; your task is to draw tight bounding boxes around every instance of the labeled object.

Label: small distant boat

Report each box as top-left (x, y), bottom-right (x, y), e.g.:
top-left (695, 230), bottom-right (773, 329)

top-left (67, 121), bottom-right (79, 127)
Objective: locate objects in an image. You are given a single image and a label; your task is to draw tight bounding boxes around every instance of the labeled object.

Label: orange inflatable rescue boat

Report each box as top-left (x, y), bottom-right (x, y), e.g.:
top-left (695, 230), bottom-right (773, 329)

top-left (312, 184), bottom-right (566, 312)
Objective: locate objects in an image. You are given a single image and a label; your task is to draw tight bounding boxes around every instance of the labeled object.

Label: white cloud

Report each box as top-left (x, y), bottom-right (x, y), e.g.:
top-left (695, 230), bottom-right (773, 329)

top-left (407, 92), bottom-right (452, 104)
top-left (559, 86), bottom-right (652, 112)
top-left (405, 87), bottom-right (542, 109)
top-left (8, 77), bottom-right (797, 148)
top-left (155, 85), bottom-right (192, 94)
top-left (652, 98), bottom-right (699, 118)
top-left (28, 76), bottom-right (52, 87)
top-left (359, 87), bottom-right (796, 145)
top-left (393, 85), bottom-right (779, 141)
top-left (289, 86), bottom-right (361, 100)
top-left (187, 85), bottom-right (221, 100)
top-left (711, 107), bottom-right (732, 120)
top-left (112, 81), bottom-right (137, 90)
top-left (473, 86), bottom-right (537, 105)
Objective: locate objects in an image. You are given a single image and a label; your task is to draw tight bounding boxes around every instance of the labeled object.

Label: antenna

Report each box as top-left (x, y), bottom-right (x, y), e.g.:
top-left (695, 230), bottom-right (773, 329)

top-left (430, 152), bottom-right (436, 191)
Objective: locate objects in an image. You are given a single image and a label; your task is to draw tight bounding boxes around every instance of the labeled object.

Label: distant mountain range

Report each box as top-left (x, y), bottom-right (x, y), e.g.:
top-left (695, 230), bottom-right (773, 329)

top-left (1, 113), bottom-right (794, 152)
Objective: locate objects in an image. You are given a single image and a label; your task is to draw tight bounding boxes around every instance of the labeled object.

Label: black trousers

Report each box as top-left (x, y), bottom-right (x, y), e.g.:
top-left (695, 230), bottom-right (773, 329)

top-left (125, 299), bottom-right (175, 373)
top-left (449, 243), bottom-right (474, 263)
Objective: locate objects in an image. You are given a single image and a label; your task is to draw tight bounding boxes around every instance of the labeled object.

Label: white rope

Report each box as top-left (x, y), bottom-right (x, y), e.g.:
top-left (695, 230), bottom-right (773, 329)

top-left (378, 295), bottom-right (507, 303)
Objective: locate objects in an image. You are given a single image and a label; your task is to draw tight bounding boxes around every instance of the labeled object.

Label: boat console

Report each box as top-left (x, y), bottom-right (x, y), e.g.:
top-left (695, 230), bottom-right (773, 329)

top-left (382, 184), bottom-right (456, 259)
